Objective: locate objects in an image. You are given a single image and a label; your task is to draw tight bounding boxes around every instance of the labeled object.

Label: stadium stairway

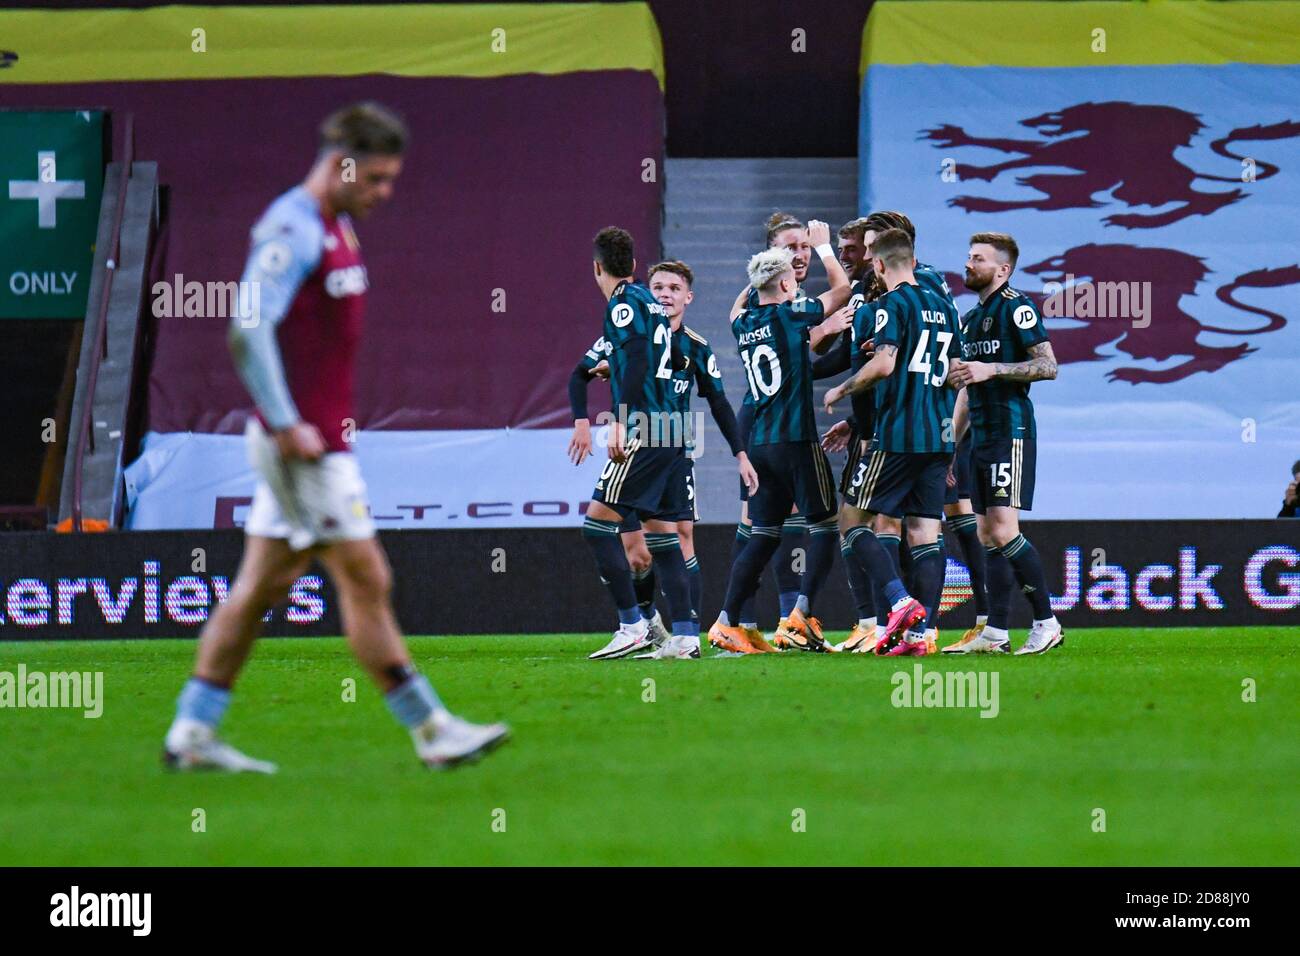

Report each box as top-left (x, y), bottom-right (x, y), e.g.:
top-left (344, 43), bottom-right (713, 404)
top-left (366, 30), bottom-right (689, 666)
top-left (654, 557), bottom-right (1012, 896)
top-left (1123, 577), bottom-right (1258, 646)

top-left (57, 161), bottom-right (162, 530)
top-left (662, 157), bottom-right (858, 522)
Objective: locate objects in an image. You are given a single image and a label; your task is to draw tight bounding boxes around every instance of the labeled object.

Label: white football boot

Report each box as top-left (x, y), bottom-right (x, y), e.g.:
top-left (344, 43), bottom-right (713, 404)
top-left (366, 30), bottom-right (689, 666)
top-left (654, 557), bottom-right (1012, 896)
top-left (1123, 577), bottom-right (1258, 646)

top-left (414, 711), bottom-right (510, 769)
top-left (1015, 620), bottom-right (1065, 655)
top-left (646, 610), bottom-right (672, 648)
top-left (944, 630), bottom-right (1010, 654)
top-left (588, 618), bottom-right (653, 660)
top-left (163, 717), bottom-right (277, 774)
top-left (632, 633), bottom-right (701, 659)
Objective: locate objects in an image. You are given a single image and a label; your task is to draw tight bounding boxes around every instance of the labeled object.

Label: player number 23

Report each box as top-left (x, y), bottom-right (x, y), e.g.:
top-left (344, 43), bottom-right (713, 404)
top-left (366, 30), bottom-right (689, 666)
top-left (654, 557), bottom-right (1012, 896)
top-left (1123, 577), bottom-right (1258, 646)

top-left (654, 324), bottom-right (673, 380)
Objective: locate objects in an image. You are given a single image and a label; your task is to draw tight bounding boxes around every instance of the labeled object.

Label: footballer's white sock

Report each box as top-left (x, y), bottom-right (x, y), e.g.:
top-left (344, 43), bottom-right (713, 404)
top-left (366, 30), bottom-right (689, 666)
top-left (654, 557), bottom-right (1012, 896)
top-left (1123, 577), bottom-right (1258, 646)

top-left (976, 614), bottom-right (988, 627)
top-left (982, 625), bottom-right (1010, 643)
top-left (1034, 616), bottom-right (1060, 629)
top-left (859, 617), bottom-right (877, 628)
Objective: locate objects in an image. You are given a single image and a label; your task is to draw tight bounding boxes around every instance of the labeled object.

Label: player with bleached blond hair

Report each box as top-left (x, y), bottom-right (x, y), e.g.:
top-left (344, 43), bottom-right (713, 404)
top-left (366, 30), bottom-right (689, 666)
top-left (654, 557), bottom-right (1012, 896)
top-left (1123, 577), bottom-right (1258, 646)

top-left (709, 224), bottom-right (851, 653)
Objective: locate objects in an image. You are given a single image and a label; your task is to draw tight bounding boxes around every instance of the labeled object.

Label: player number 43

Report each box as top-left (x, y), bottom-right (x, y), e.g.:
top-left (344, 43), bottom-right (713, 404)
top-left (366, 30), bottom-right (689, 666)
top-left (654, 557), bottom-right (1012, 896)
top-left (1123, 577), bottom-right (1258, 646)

top-left (906, 329), bottom-right (953, 386)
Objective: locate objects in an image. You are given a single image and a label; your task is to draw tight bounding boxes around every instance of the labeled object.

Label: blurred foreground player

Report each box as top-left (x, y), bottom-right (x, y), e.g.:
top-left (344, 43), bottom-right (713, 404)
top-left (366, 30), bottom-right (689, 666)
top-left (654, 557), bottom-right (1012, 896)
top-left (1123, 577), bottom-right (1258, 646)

top-left (163, 103), bottom-right (508, 772)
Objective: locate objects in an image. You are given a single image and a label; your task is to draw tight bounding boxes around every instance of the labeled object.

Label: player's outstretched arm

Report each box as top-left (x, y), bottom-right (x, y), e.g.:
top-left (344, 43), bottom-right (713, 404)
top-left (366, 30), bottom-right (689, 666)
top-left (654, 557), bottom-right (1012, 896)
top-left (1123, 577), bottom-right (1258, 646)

top-left (950, 341), bottom-right (1058, 387)
top-left (810, 219), bottom-right (851, 315)
top-left (812, 328), bottom-right (853, 377)
top-left (823, 344), bottom-right (897, 413)
top-left (809, 304), bottom-right (853, 354)
top-left (729, 285), bottom-right (751, 321)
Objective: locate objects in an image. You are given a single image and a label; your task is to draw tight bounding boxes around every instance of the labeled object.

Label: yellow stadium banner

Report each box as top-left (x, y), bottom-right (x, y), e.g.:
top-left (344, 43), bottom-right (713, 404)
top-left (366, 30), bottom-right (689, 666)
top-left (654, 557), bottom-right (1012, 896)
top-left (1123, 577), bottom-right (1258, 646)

top-left (862, 0), bottom-right (1300, 71)
top-left (0, 3), bottom-right (665, 88)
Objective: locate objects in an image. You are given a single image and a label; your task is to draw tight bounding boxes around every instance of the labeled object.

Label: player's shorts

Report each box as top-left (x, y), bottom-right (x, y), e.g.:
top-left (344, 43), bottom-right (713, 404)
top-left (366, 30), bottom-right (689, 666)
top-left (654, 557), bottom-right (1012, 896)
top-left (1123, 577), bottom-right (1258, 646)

top-left (943, 436), bottom-right (975, 505)
top-left (591, 436), bottom-right (689, 520)
top-left (971, 436), bottom-right (1037, 514)
top-left (618, 514), bottom-right (642, 534)
top-left (838, 430), bottom-right (866, 496)
top-left (844, 446), bottom-right (950, 520)
top-left (747, 440), bottom-right (837, 526)
top-left (639, 453), bottom-right (697, 523)
top-left (736, 400), bottom-right (756, 501)
top-left (244, 419), bottom-right (376, 551)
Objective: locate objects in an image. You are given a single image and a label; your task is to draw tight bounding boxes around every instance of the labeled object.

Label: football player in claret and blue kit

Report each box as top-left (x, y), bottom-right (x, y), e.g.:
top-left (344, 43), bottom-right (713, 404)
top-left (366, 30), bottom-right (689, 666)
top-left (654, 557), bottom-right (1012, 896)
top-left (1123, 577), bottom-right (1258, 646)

top-left (163, 103), bottom-right (508, 772)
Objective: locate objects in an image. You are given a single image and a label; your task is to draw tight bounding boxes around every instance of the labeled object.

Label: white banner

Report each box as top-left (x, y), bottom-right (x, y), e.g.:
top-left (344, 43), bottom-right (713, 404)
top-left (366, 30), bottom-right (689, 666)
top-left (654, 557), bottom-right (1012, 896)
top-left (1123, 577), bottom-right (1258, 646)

top-left (125, 429), bottom-right (607, 530)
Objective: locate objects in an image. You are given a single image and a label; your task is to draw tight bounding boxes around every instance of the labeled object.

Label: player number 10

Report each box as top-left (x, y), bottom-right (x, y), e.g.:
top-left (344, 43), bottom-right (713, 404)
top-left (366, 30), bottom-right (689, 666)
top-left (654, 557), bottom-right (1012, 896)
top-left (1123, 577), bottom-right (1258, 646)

top-left (741, 344), bottom-right (783, 400)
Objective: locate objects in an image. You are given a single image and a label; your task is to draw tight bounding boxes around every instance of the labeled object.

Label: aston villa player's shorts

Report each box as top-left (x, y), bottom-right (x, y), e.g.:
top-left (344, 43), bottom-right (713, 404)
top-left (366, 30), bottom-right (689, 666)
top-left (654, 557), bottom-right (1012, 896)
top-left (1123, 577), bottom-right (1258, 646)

top-left (244, 419), bottom-right (376, 551)
top-left (746, 440), bottom-right (837, 527)
top-left (591, 437), bottom-right (689, 520)
top-left (971, 436), bottom-right (1037, 514)
top-left (845, 448), bottom-right (949, 519)
top-left (943, 436), bottom-right (975, 506)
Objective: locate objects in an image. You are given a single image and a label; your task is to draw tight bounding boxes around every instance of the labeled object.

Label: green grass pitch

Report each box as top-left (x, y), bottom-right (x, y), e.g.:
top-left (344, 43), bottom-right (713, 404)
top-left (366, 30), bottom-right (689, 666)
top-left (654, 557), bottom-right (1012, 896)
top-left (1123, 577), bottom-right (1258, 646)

top-left (1, 628), bottom-right (1295, 866)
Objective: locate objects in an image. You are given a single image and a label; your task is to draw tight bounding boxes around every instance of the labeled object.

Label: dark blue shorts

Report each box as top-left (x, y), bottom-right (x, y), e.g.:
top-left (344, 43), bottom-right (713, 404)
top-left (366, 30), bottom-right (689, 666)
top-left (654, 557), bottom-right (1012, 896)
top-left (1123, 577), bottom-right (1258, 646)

top-left (652, 454), bottom-right (697, 522)
top-left (591, 439), bottom-right (689, 520)
top-left (737, 400), bottom-right (756, 501)
top-left (844, 447), bottom-right (949, 519)
top-left (747, 440), bottom-right (838, 526)
top-left (839, 429), bottom-right (866, 496)
top-left (943, 436), bottom-right (974, 505)
top-left (971, 436), bottom-right (1036, 514)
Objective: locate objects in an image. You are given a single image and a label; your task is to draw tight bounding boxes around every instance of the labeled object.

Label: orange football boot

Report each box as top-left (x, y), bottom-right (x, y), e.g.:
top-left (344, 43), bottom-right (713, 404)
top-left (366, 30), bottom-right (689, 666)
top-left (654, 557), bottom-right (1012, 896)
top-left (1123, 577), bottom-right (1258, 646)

top-left (783, 607), bottom-right (827, 652)
top-left (709, 620), bottom-right (761, 654)
top-left (841, 622), bottom-right (879, 653)
top-left (742, 627), bottom-right (780, 653)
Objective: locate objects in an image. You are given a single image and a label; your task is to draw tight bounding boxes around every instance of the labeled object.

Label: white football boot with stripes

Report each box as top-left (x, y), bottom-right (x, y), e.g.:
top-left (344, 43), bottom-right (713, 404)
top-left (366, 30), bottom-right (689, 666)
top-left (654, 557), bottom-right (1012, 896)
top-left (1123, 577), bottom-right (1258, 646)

top-left (1015, 620), bottom-right (1065, 655)
top-left (632, 634), bottom-right (701, 659)
top-left (646, 610), bottom-right (671, 648)
top-left (943, 630), bottom-right (1010, 654)
top-left (588, 617), bottom-right (653, 660)
top-left (163, 718), bottom-right (277, 774)
top-left (414, 712), bottom-right (510, 769)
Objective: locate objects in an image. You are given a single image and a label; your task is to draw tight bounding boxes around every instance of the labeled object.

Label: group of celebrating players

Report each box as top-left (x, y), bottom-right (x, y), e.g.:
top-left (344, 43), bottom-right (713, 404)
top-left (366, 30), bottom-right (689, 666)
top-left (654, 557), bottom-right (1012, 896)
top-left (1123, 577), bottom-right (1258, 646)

top-left (159, 102), bottom-right (1066, 775)
top-left (572, 210), bottom-right (1065, 662)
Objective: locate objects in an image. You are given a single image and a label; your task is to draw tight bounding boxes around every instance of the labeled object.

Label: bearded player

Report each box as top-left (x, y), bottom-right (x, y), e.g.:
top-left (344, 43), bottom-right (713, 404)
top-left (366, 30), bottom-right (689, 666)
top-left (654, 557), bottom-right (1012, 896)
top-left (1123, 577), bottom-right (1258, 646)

top-left (948, 232), bottom-right (1063, 655)
top-left (162, 103), bottom-right (508, 772)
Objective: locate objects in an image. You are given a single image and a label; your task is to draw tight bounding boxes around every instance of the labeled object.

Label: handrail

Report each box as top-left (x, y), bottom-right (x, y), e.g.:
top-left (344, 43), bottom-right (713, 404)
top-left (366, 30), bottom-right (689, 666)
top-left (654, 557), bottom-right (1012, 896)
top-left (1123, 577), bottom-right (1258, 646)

top-left (70, 113), bottom-right (134, 532)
